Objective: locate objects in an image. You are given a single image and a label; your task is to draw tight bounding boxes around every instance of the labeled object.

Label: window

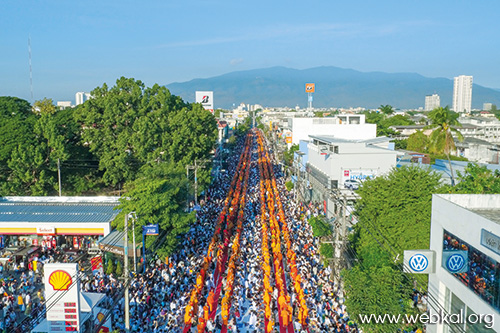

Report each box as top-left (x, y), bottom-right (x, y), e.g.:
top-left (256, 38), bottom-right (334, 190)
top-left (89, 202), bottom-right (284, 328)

top-left (443, 230), bottom-right (500, 311)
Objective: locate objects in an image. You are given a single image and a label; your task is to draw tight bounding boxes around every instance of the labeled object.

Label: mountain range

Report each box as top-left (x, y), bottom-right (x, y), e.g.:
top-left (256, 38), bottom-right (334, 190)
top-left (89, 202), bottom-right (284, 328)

top-left (165, 66), bottom-right (500, 110)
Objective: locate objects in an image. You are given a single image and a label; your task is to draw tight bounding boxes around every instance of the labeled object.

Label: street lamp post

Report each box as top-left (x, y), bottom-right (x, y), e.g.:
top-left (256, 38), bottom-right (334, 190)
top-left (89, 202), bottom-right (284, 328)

top-left (124, 213), bottom-right (130, 333)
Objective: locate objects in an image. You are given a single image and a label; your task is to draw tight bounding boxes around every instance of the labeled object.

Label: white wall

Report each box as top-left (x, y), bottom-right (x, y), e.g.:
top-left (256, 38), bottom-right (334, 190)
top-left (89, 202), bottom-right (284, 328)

top-left (291, 117), bottom-right (377, 145)
top-left (307, 141), bottom-right (397, 186)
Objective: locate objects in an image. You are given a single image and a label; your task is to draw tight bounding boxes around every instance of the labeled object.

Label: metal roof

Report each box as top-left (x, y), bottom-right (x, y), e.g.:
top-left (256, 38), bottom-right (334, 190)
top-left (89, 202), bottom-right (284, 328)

top-left (0, 196), bottom-right (121, 223)
top-left (309, 135), bottom-right (392, 144)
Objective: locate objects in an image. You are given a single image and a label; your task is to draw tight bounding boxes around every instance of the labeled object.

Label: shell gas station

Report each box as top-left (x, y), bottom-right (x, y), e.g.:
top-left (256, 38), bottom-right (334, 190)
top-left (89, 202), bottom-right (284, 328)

top-left (0, 196), bottom-right (120, 270)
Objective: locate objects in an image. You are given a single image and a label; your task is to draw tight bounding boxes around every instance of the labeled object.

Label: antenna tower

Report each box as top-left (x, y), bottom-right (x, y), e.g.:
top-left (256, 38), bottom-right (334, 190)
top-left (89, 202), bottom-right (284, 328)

top-left (29, 36), bottom-right (33, 102)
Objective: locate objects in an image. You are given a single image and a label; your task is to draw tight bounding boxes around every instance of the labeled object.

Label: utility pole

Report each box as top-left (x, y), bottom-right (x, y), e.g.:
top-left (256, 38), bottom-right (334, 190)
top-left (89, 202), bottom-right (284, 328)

top-left (194, 159), bottom-right (198, 206)
top-left (57, 159), bottom-right (62, 196)
top-left (124, 213), bottom-right (130, 333)
top-left (132, 214), bottom-right (137, 273)
top-left (186, 159), bottom-right (210, 206)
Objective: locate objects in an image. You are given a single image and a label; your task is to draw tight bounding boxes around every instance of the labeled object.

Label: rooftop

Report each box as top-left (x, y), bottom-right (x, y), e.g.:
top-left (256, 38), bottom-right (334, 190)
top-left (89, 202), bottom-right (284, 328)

top-left (436, 194), bottom-right (500, 225)
top-left (0, 196), bottom-right (121, 224)
top-left (309, 135), bottom-right (391, 145)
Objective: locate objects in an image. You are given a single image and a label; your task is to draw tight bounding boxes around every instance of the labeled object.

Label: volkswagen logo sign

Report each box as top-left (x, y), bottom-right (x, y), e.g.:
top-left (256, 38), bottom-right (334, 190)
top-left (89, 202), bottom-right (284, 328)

top-left (446, 254), bottom-right (465, 273)
top-left (409, 254), bottom-right (428, 272)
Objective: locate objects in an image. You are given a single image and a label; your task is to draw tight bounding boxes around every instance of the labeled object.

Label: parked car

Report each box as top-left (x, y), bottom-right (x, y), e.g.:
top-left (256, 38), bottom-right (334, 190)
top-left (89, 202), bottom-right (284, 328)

top-left (344, 179), bottom-right (360, 190)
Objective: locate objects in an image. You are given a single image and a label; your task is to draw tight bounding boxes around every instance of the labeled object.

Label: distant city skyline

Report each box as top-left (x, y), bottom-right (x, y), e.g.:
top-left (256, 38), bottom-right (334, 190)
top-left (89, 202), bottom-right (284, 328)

top-left (1, 1), bottom-right (500, 104)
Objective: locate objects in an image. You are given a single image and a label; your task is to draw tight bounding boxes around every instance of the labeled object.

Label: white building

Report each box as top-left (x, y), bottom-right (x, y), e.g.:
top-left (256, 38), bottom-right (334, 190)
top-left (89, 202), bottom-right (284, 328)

top-left (56, 101), bottom-right (72, 109)
top-left (306, 135), bottom-right (397, 191)
top-left (286, 115), bottom-right (377, 146)
top-left (484, 103), bottom-right (493, 111)
top-left (458, 116), bottom-right (500, 144)
top-left (75, 92), bottom-right (91, 106)
top-left (428, 194), bottom-right (500, 333)
top-left (425, 94), bottom-right (441, 111)
top-left (453, 75), bottom-right (473, 114)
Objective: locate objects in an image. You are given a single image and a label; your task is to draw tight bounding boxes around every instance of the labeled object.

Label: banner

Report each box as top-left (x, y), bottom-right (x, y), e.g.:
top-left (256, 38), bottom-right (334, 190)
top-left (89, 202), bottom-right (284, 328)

top-left (91, 256), bottom-right (104, 275)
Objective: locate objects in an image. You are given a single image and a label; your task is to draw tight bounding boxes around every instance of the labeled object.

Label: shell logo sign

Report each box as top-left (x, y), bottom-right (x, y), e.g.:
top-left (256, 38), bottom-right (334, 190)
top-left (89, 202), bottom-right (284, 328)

top-left (48, 270), bottom-right (73, 291)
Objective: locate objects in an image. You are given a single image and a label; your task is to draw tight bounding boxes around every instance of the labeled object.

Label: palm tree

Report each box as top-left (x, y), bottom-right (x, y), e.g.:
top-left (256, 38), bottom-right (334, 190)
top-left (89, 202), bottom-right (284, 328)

top-left (426, 106), bottom-right (464, 185)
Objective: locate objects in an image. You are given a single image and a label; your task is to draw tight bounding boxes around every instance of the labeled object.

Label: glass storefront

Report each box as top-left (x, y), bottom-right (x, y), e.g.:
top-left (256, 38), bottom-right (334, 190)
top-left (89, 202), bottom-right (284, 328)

top-left (443, 230), bottom-right (500, 311)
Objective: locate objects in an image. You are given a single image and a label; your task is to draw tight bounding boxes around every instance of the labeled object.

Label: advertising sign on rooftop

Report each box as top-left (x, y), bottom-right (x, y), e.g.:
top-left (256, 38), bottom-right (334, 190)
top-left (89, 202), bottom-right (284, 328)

top-left (195, 91), bottom-right (214, 114)
top-left (305, 83), bottom-right (315, 93)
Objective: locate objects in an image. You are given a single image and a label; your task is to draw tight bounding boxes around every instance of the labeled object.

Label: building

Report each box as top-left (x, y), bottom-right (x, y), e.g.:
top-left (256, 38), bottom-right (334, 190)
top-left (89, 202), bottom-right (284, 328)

top-left (458, 116), bottom-right (500, 145)
top-left (75, 92), bottom-right (91, 106)
top-left (56, 101), bottom-right (72, 109)
top-left (453, 75), bottom-right (473, 114)
top-left (0, 196), bottom-right (120, 251)
top-left (484, 103), bottom-right (493, 111)
top-left (285, 115), bottom-right (377, 146)
top-left (428, 194), bottom-right (500, 332)
top-left (425, 94), bottom-right (441, 111)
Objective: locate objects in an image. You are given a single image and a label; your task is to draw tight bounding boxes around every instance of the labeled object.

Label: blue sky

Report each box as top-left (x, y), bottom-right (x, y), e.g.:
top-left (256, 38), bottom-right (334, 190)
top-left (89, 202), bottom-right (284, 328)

top-left (1, 0), bottom-right (499, 104)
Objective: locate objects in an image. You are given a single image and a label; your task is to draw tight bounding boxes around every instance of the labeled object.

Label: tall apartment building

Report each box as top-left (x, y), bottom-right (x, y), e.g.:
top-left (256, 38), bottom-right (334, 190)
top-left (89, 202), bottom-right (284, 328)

top-left (425, 93), bottom-right (440, 111)
top-left (452, 75), bottom-right (473, 113)
top-left (75, 92), bottom-right (91, 106)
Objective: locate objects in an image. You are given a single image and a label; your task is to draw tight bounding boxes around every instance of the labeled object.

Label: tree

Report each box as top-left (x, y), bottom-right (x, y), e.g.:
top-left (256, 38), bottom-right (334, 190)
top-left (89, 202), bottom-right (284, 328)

top-left (453, 163), bottom-right (500, 194)
top-left (74, 78), bottom-right (217, 187)
top-left (115, 260), bottom-right (123, 276)
top-left (343, 166), bottom-right (443, 331)
top-left (283, 144), bottom-right (299, 166)
top-left (426, 107), bottom-right (463, 185)
top-left (113, 162), bottom-right (195, 258)
top-left (106, 260), bottom-right (114, 275)
top-left (407, 130), bottom-right (429, 153)
top-left (308, 216), bottom-right (333, 238)
top-left (0, 97), bottom-right (36, 165)
top-left (363, 111), bottom-right (414, 137)
top-left (344, 245), bottom-right (415, 333)
top-left (354, 165), bottom-right (442, 256)
top-left (1, 98), bottom-right (71, 195)
top-left (379, 104), bottom-right (394, 116)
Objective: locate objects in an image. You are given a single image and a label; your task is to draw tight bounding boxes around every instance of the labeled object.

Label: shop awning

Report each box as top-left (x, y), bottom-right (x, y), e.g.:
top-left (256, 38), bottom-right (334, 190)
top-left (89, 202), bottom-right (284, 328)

top-left (98, 230), bottom-right (141, 257)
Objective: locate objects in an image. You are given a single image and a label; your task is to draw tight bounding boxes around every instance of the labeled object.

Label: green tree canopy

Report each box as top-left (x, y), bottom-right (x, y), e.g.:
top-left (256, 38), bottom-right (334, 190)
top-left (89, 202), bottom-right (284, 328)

top-left (453, 163), bottom-right (500, 194)
top-left (407, 130), bottom-right (429, 153)
top-left (74, 77), bottom-right (217, 186)
top-left (0, 97), bottom-right (36, 165)
top-left (354, 165), bottom-right (443, 255)
top-left (113, 162), bottom-right (195, 258)
top-left (379, 104), bottom-right (394, 115)
top-left (343, 166), bottom-right (442, 331)
top-left (426, 106), bottom-right (463, 185)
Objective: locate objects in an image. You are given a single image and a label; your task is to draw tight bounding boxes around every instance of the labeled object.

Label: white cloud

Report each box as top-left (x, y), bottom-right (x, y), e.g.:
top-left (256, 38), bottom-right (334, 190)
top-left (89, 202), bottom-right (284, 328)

top-left (230, 58), bottom-right (243, 65)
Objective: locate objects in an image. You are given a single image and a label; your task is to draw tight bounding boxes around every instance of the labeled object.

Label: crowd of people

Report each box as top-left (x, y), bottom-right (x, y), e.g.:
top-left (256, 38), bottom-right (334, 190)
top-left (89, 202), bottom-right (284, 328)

top-left (96, 131), bottom-right (359, 332)
top-left (1, 130), bottom-right (359, 333)
top-left (0, 246), bottom-right (75, 332)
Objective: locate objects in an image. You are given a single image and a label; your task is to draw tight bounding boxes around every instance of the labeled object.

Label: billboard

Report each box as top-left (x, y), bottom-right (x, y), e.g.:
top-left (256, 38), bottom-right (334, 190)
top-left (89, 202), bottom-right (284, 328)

top-left (195, 91), bottom-right (214, 113)
top-left (341, 168), bottom-right (378, 184)
top-left (44, 263), bottom-right (81, 332)
top-left (305, 83), bottom-right (315, 93)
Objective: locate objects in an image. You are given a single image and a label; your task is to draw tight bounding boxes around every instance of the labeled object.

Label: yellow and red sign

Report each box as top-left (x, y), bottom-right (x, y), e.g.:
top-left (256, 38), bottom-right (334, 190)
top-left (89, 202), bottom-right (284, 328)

top-left (49, 270), bottom-right (73, 291)
top-left (305, 83), bottom-right (315, 93)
